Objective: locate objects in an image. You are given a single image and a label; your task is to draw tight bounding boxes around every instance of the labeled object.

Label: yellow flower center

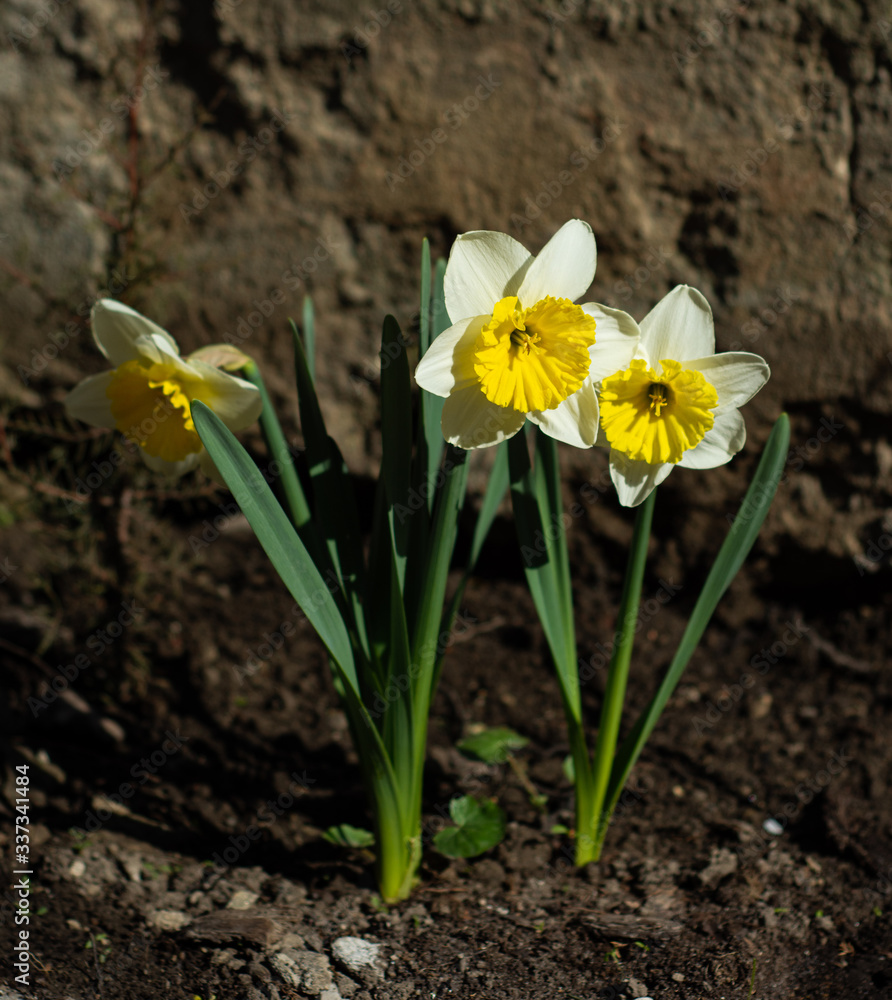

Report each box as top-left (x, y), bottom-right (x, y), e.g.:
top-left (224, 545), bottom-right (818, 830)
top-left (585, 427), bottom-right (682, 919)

top-left (105, 359), bottom-right (202, 462)
top-left (599, 358), bottom-right (718, 464)
top-left (473, 295), bottom-right (597, 412)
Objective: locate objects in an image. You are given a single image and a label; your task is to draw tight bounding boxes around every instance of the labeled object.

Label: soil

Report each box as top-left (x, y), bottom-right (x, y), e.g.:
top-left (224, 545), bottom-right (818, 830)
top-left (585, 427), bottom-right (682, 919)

top-left (2, 1), bottom-right (892, 998)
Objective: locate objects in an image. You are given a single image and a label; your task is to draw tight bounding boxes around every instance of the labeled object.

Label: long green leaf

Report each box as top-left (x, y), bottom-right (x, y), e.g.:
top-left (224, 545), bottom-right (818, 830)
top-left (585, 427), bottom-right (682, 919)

top-left (192, 402), bottom-right (356, 686)
top-left (420, 259), bottom-right (448, 510)
top-left (508, 431), bottom-right (579, 718)
top-left (380, 315), bottom-right (413, 593)
top-left (302, 296), bottom-right (316, 382)
top-left (239, 359), bottom-right (314, 538)
top-left (291, 322), bottom-right (368, 656)
top-left (605, 414), bottom-right (791, 811)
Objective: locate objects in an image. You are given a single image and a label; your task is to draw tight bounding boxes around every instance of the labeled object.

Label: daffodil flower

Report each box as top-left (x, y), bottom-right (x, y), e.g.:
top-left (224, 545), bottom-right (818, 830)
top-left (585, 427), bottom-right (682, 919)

top-left (414, 220), bottom-right (638, 449)
top-left (65, 299), bottom-right (263, 476)
top-left (594, 285), bottom-right (770, 506)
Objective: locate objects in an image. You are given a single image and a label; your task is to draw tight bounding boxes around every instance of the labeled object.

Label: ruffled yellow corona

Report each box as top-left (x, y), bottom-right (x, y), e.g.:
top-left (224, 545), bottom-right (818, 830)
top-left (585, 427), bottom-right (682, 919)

top-left (599, 358), bottom-right (718, 464)
top-left (473, 296), bottom-right (597, 413)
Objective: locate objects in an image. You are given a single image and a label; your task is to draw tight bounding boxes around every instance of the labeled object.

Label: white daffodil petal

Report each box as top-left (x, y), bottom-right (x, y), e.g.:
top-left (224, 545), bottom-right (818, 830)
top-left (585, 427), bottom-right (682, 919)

top-left (581, 302), bottom-right (641, 384)
top-left (414, 316), bottom-right (488, 397)
top-left (609, 451), bottom-right (675, 507)
top-left (677, 409), bottom-right (746, 469)
top-left (441, 385), bottom-right (526, 450)
top-left (91, 299), bottom-right (180, 366)
top-left (528, 381), bottom-right (600, 448)
top-left (141, 449), bottom-right (202, 477)
top-left (189, 362), bottom-right (263, 430)
top-left (518, 219), bottom-right (597, 306)
top-left (686, 352), bottom-right (770, 413)
top-left (444, 231), bottom-right (532, 322)
top-left (64, 371), bottom-right (116, 427)
top-left (639, 285), bottom-right (714, 367)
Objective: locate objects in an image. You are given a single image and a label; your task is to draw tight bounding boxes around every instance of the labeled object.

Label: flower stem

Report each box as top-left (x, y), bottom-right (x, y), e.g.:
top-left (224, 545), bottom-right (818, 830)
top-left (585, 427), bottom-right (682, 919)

top-left (584, 488), bottom-right (656, 863)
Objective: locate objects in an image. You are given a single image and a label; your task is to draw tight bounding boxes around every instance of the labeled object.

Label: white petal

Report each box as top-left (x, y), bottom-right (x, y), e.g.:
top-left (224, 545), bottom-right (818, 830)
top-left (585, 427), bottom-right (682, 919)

top-left (64, 371), bottom-right (116, 427)
top-left (91, 299), bottom-right (180, 366)
top-left (188, 362), bottom-right (263, 431)
top-left (685, 352), bottom-right (770, 413)
top-left (141, 448), bottom-right (201, 477)
top-left (414, 316), bottom-right (487, 397)
top-left (440, 385), bottom-right (526, 450)
top-left (581, 302), bottom-right (641, 383)
top-left (609, 451), bottom-right (675, 507)
top-left (518, 219), bottom-right (597, 305)
top-left (677, 410), bottom-right (746, 469)
top-left (639, 285), bottom-right (714, 367)
top-left (528, 381), bottom-right (599, 448)
top-left (444, 231), bottom-right (532, 321)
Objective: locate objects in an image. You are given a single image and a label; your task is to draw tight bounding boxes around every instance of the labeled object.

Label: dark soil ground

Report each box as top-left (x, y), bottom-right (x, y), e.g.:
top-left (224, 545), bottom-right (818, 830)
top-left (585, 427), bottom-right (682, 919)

top-left (1, 393), bottom-right (891, 999)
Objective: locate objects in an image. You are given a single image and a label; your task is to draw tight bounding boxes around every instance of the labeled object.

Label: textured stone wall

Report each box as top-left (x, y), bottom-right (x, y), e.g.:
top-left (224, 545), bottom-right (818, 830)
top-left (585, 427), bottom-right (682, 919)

top-left (2, 0), bottom-right (891, 474)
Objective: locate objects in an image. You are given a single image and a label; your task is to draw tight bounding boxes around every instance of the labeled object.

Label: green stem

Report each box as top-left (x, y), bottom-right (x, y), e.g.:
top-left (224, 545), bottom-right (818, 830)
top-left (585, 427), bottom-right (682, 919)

top-left (240, 359), bottom-right (312, 533)
top-left (583, 488), bottom-right (656, 864)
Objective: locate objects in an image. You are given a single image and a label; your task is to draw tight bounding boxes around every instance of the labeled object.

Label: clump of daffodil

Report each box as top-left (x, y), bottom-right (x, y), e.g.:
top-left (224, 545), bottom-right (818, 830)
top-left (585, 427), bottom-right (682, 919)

top-left (65, 299), bottom-right (262, 476)
top-left (414, 220), bottom-right (638, 449)
top-left (593, 285), bottom-right (770, 506)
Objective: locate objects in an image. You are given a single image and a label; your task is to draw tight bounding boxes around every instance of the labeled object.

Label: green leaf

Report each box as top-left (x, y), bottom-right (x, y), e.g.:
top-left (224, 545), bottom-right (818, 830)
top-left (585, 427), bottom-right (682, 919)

top-left (457, 727), bottom-right (529, 765)
top-left (507, 432), bottom-right (579, 718)
top-left (323, 824), bottom-right (375, 849)
top-left (433, 796), bottom-right (507, 859)
top-left (415, 257), bottom-right (448, 520)
top-left (302, 296), bottom-right (316, 382)
top-left (192, 402), bottom-right (356, 684)
top-left (605, 414), bottom-right (792, 817)
top-left (380, 314), bottom-right (413, 592)
top-left (291, 322), bottom-right (368, 655)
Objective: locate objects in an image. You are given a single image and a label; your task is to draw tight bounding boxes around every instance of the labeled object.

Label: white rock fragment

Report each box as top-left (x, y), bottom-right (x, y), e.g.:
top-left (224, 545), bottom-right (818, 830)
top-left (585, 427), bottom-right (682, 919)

top-left (270, 949), bottom-right (333, 994)
top-left (763, 817), bottom-right (784, 836)
top-left (227, 889), bottom-right (259, 910)
top-left (147, 909), bottom-right (192, 932)
top-left (331, 936), bottom-right (381, 973)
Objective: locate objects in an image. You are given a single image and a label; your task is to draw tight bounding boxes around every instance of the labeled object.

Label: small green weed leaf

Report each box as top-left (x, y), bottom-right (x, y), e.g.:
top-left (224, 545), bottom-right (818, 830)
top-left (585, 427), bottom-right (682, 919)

top-left (433, 796), bottom-right (506, 859)
top-left (322, 824), bottom-right (375, 849)
top-left (457, 727), bottom-right (528, 764)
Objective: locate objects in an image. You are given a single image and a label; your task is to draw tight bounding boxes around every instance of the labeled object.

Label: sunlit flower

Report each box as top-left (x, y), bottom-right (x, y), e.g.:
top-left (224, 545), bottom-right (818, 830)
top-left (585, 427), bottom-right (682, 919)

top-left (594, 285), bottom-right (770, 507)
top-left (414, 220), bottom-right (638, 449)
top-left (65, 299), bottom-right (262, 476)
